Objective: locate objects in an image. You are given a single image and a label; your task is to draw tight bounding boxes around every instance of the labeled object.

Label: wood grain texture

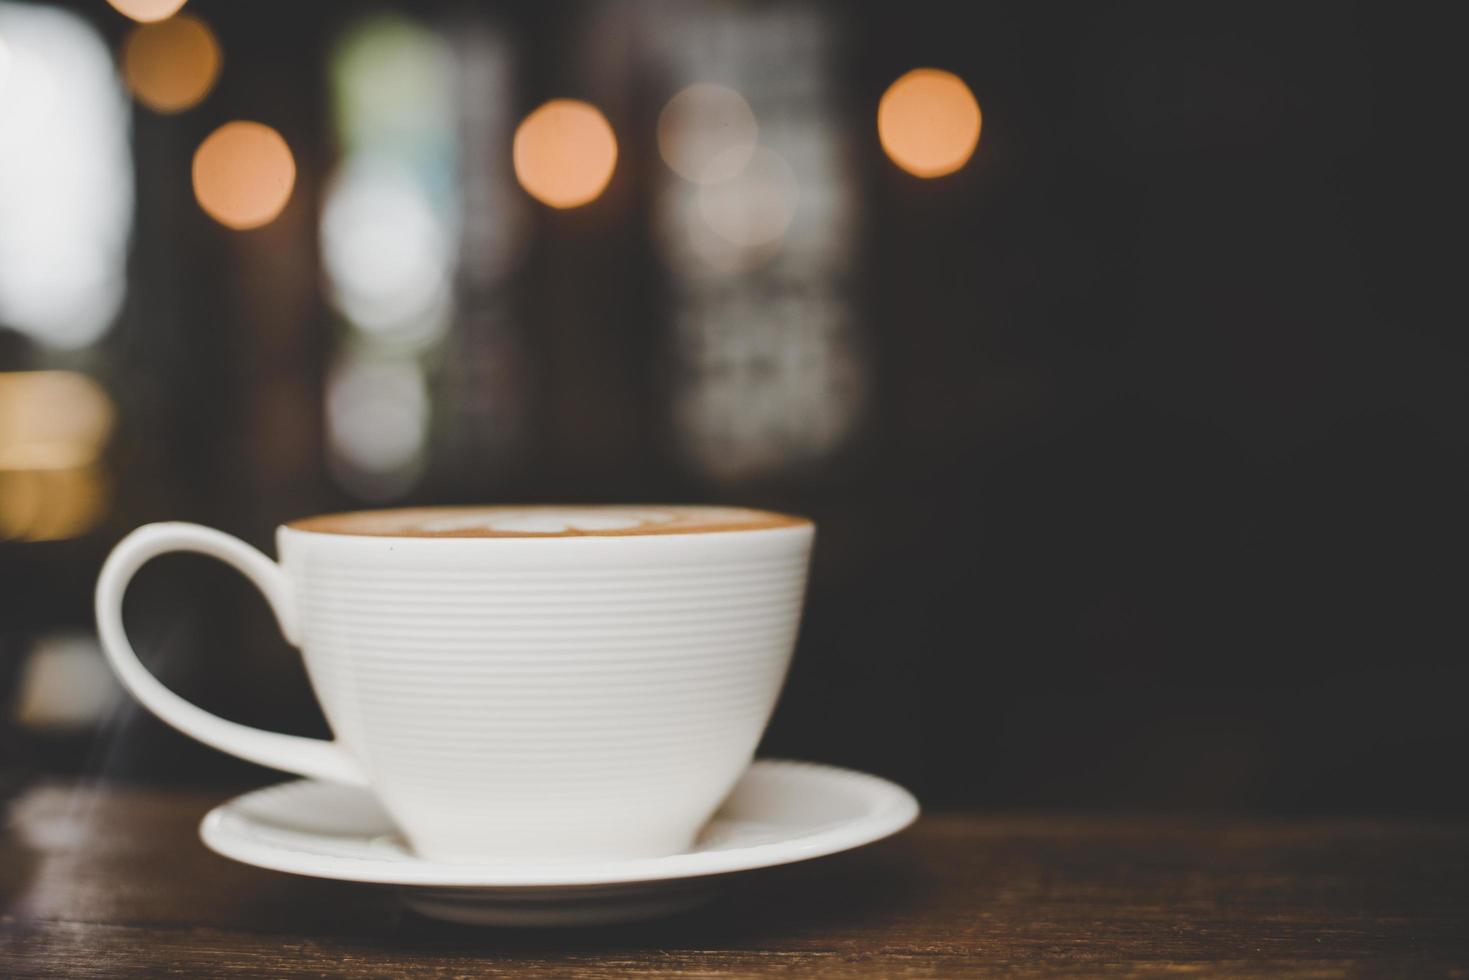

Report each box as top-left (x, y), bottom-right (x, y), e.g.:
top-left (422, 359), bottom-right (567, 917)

top-left (3, 782), bottom-right (1468, 978)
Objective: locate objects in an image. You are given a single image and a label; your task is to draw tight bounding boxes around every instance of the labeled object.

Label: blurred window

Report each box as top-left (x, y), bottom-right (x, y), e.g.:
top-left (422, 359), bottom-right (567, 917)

top-left (648, 4), bottom-right (865, 482)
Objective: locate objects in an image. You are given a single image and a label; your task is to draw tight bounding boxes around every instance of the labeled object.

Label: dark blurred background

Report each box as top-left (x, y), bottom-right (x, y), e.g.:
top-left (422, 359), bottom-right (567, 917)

top-left (2, 0), bottom-right (1461, 813)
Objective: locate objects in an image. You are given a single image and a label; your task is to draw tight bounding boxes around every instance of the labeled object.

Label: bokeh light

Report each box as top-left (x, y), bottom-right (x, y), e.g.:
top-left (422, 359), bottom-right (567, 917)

top-left (0, 371), bottom-right (114, 469)
top-left (13, 632), bottom-right (121, 730)
top-left (192, 120), bottom-right (296, 229)
top-left (0, 371), bottom-right (114, 542)
top-left (0, 3), bottom-right (133, 348)
top-left (121, 13), bottom-right (219, 113)
top-left (512, 99), bottom-right (617, 209)
top-left (331, 14), bottom-right (454, 151)
top-left (658, 183), bottom-right (762, 278)
top-left (321, 158), bottom-right (452, 344)
top-left (326, 354), bottom-right (428, 500)
top-left (324, 14), bottom-right (460, 347)
top-left (0, 466), bottom-right (108, 542)
top-left (657, 83), bottom-right (758, 184)
top-left (698, 146), bottom-right (798, 248)
top-left (0, 33), bottom-right (12, 94)
top-left (104, 0), bottom-right (188, 24)
top-left (877, 68), bottom-right (981, 178)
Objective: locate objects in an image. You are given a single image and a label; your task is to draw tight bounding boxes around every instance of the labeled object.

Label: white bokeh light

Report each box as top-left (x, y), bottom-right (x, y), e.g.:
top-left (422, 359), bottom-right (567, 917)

top-left (325, 353), bottom-right (429, 500)
top-left (658, 181), bottom-right (775, 279)
top-left (0, 32), bottom-right (13, 94)
top-left (697, 146), bottom-right (798, 249)
top-left (657, 83), bottom-right (758, 184)
top-left (13, 632), bottom-right (121, 729)
top-left (321, 158), bottom-right (453, 345)
top-left (0, 3), bottom-right (132, 349)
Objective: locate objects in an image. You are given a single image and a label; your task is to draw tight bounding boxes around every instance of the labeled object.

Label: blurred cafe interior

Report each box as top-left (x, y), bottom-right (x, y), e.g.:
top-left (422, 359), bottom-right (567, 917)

top-left (1, 0), bottom-right (1463, 816)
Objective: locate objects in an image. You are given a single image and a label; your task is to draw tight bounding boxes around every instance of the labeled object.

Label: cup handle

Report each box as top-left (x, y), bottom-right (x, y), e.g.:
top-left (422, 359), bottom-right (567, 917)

top-left (95, 522), bottom-right (368, 786)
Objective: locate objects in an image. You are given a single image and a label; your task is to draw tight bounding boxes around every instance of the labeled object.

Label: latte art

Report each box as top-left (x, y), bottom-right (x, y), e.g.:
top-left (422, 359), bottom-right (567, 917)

top-left (287, 505), bottom-right (807, 538)
top-left (417, 509), bottom-right (674, 535)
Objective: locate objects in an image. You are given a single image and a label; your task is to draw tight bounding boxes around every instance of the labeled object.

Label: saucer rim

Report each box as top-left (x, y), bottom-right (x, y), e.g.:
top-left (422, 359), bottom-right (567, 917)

top-left (199, 758), bottom-right (919, 888)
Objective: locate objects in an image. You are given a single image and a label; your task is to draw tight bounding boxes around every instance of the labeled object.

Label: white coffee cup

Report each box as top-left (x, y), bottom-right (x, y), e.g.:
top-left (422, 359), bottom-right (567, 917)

top-left (95, 505), bottom-right (814, 862)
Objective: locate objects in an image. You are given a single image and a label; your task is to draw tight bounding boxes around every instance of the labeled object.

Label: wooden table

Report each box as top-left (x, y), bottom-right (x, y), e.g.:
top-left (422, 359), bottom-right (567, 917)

top-left (3, 782), bottom-right (1468, 977)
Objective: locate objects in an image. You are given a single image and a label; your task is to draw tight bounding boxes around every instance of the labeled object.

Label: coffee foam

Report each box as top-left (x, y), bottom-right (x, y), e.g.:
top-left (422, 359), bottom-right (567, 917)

top-left (286, 505), bottom-right (809, 538)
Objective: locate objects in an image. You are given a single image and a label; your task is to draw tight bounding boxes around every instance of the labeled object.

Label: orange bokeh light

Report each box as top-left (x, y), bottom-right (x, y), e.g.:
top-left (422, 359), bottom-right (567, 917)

top-left (512, 99), bottom-right (617, 209)
top-left (877, 68), bottom-right (982, 179)
top-left (122, 14), bottom-right (220, 113)
top-left (0, 466), bottom-right (108, 542)
top-left (105, 0), bottom-right (188, 24)
top-left (192, 121), bottom-right (296, 230)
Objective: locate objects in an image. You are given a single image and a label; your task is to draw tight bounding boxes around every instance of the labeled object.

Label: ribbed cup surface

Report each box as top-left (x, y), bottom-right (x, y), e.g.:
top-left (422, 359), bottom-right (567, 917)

top-left (278, 524), bottom-right (813, 861)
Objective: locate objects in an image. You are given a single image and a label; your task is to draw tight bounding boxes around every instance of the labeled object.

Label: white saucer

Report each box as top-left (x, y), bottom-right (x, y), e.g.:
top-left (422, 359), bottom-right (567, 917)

top-left (200, 759), bottom-right (919, 926)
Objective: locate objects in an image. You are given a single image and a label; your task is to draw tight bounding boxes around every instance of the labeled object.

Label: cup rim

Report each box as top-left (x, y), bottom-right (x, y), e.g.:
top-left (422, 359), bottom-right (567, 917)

top-left (280, 504), bottom-right (813, 541)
